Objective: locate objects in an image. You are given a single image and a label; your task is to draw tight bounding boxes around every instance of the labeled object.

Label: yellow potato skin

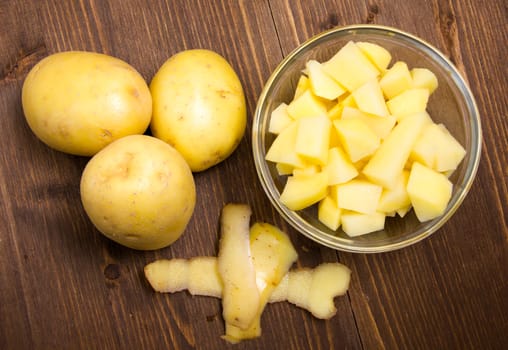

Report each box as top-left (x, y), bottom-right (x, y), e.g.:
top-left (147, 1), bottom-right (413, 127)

top-left (22, 51), bottom-right (152, 156)
top-left (150, 49), bottom-right (246, 172)
top-left (80, 135), bottom-right (196, 250)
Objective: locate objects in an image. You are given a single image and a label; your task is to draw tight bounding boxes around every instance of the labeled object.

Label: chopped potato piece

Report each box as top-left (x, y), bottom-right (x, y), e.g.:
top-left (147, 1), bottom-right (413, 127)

top-left (306, 59), bottom-right (347, 100)
top-left (386, 88), bottom-right (430, 121)
top-left (318, 195), bottom-right (342, 230)
top-left (362, 111), bottom-right (429, 189)
top-left (407, 162), bottom-right (453, 221)
top-left (333, 118), bottom-right (380, 163)
top-left (286, 89), bottom-right (327, 119)
top-left (269, 103), bottom-right (293, 134)
top-left (379, 61), bottom-right (413, 100)
top-left (334, 179), bottom-right (382, 214)
top-left (295, 114), bottom-right (331, 165)
top-left (323, 41), bottom-right (380, 91)
top-left (323, 147), bottom-right (358, 185)
top-left (292, 164), bottom-right (320, 177)
top-left (353, 78), bottom-right (389, 117)
top-left (411, 67), bottom-right (438, 94)
top-left (411, 122), bottom-right (466, 172)
top-left (276, 162), bottom-right (294, 176)
top-left (433, 124), bottom-right (466, 172)
top-left (265, 121), bottom-right (306, 168)
top-left (293, 75), bottom-right (310, 99)
top-left (377, 170), bottom-right (411, 213)
top-left (341, 211), bottom-right (386, 236)
top-left (280, 172), bottom-right (328, 211)
top-left (341, 106), bottom-right (396, 140)
top-left (356, 41), bottom-right (392, 72)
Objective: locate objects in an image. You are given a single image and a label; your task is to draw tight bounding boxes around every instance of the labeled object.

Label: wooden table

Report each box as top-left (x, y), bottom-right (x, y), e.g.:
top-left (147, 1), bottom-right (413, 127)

top-left (1, 1), bottom-right (506, 349)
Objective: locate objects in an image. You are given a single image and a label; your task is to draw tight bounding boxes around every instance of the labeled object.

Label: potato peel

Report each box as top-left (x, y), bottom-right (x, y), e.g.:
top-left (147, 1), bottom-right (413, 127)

top-left (224, 222), bottom-right (298, 342)
top-left (144, 258), bottom-right (351, 319)
top-left (217, 204), bottom-right (260, 331)
top-left (144, 203), bottom-right (351, 343)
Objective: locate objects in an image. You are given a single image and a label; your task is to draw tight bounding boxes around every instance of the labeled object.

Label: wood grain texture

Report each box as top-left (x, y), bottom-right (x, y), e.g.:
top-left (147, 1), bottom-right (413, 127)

top-left (0, 0), bottom-right (506, 349)
top-left (266, 1), bottom-right (508, 349)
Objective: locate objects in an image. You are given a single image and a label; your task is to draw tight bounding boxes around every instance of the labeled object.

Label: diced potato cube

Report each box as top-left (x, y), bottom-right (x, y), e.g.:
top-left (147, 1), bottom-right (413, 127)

top-left (287, 90), bottom-right (327, 119)
top-left (323, 147), bottom-right (358, 185)
top-left (356, 41), bottom-right (392, 72)
top-left (295, 114), bottom-right (331, 165)
top-left (386, 88), bottom-right (430, 121)
top-left (269, 103), bottom-right (293, 134)
top-left (411, 67), bottom-right (438, 94)
top-left (293, 164), bottom-right (320, 177)
top-left (328, 121), bottom-right (341, 148)
top-left (433, 124), bottom-right (466, 172)
top-left (265, 121), bottom-right (306, 168)
top-left (407, 162), bottom-right (453, 222)
top-left (276, 163), bottom-right (294, 176)
top-left (327, 101), bottom-right (344, 120)
top-left (396, 204), bottom-right (412, 218)
top-left (340, 106), bottom-right (365, 119)
top-left (322, 41), bottom-right (380, 91)
top-left (328, 93), bottom-right (357, 119)
top-left (334, 179), bottom-right (382, 214)
top-left (353, 157), bottom-right (371, 172)
top-left (341, 211), bottom-right (386, 237)
top-left (410, 122), bottom-right (466, 172)
top-left (377, 170), bottom-right (411, 213)
top-left (409, 122), bottom-right (438, 168)
top-left (341, 106), bottom-right (396, 139)
top-left (379, 61), bottom-right (413, 100)
top-left (279, 172), bottom-right (328, 211)
top-left (306, 60), bottom-right (347, 100)
top-left (362, 111), bottom-right (428, 189)
top-left (338, 93), bottom-right (357, 108)
top-left (333, 118), bottom-right (380, 162)
top-left (318, 196), bottom-right (342, 230)
top-left (294, 75), bottom-right (310, 99)
top-left (352, 79), bottom-right (389, 117)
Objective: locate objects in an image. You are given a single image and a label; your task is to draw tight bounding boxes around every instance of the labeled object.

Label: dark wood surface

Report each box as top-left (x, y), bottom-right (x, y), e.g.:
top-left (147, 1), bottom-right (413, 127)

top-left (1, 1), bottom-right (507, 349)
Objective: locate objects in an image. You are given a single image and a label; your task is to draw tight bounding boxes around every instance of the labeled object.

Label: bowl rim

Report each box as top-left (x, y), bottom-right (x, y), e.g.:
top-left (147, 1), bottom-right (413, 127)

top-left (252, 24), bottom-right (482, 253)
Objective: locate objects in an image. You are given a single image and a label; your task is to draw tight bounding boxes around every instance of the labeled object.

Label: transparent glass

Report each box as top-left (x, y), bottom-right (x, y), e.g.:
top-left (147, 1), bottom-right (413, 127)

top-left (252, 25), bottom-right (482, 253)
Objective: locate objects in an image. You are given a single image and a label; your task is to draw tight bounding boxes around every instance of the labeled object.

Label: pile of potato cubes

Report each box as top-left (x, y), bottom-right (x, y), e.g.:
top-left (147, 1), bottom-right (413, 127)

top-left (265, 41), bottom-right (466, 237)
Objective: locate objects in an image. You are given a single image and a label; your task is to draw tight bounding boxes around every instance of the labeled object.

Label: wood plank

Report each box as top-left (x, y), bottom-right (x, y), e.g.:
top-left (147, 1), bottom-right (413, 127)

top-left (0, 0), bottom-right (360, 349)
top-left (268, 0), bottom-right (508, 349)
top-left (1, 0), bottom-right (507, 349)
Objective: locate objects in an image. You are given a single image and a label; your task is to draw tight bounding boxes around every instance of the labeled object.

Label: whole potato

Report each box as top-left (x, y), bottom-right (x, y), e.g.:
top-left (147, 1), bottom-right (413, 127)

top-left (150, 49), bottom-right (246, 172)
top-left (80, 135), bottom-right (196, 250)
top-left (22, 51), bottom-right (152, 156)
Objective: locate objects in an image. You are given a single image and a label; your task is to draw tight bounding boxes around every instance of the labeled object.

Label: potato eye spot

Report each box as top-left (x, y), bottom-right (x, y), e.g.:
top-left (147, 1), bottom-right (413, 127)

top-left (101, 129), bottom-right (112, 138)
top-left (128, 87), bottom-right (140, 98)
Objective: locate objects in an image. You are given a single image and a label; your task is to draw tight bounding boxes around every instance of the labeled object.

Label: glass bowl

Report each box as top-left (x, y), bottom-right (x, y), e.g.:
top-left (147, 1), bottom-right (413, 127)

top-left (252, 24), bottom-right (482, 253)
